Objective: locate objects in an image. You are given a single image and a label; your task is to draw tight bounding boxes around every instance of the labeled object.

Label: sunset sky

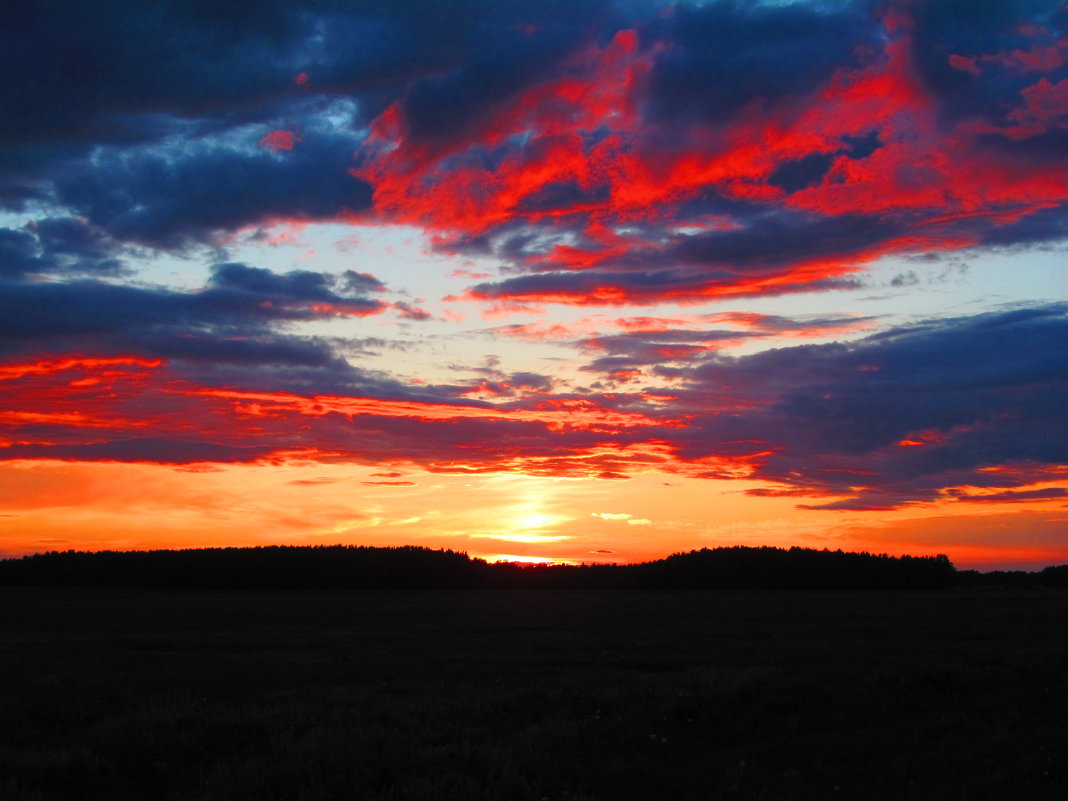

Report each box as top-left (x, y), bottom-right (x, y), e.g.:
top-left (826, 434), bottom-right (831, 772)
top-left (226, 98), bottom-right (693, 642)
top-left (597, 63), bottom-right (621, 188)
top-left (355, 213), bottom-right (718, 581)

top-left (1, 0), bottom-right (1066, 569)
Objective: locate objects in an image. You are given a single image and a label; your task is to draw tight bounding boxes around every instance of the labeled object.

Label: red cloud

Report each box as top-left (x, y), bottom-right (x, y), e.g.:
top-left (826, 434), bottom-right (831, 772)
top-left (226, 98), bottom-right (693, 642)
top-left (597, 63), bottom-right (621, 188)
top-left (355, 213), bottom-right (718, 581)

top-left (1, 301), bottom-right (1064, 508)
top-left (0, 356), bottom-right (163, 382)
top-left (192, 388), bottom-right (669, 432)
top-left (258, 130), bottom-right (300, 152)
top-left (346, 14), bottom-right (1068, 307)
top-left (0, 354), bottom-right (686, 480)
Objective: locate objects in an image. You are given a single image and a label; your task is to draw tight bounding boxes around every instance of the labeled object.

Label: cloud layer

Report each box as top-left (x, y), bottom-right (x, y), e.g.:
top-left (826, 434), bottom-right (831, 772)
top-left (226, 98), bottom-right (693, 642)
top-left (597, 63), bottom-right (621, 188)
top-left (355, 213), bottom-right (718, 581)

top-left (1, 0), bottom-right (1065, 529)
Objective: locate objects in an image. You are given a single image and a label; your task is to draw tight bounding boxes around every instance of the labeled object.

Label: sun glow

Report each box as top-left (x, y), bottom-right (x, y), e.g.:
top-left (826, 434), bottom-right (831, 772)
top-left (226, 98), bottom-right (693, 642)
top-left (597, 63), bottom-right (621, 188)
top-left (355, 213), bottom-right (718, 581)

top-left (481, 554), bottom-right (578, 565)
top-left (515, 513), bottom-right (561, 530)
top-left (471, 533), bottom-right (572, 544)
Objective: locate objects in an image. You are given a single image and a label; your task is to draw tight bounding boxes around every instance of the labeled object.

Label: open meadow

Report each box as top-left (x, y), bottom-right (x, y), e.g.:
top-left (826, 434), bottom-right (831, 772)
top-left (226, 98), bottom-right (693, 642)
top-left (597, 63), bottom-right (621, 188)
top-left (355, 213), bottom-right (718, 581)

top-left (2, 587), bottom-right (1066, 801)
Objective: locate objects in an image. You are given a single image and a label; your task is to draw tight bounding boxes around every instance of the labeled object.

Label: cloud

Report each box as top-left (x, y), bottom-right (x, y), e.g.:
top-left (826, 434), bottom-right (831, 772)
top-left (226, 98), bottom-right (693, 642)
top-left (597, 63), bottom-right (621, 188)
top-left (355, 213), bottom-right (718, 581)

top-left (510, 372), bottom-right (555, 392)
top-left (3, 0), bottom-right (1066, 303)
top-left (398, 0), bottom-right (609, 148)
top-left (0, 0), bottom-right (616, 231)
top-left (575, 312), bottom-right (873, 374)
top-left (578, 328), bottom-right (753, 375)
top-left (0, 248), bottom-right (416, 420)
top-left (907, 0), bottom-right (1066, 121)
top-left (466, 269), bottom-right (862, 307)
top-left (393, 301), bottom-right (433, 321)
top-left (661, 304), bottom-right (1068, 509)
top-left (0, 351), bottom-right (682, 474)
top-left (1, 1), bottom-right (1065, 524)
top-left (643, 0), bottom-right (880, 125)
top-left (53, 130), bottom-right (374, 248)
top-left (0, 301), bottom-right (1063, 507)
top-left (207, 262), bottom-right (386, 316)
top-left (355, 1), bottom-right (1068, 307)
top-left (0, 220), bottom-right (124, 280)
top-left (0, 265), bottom-right (387, 367)
top-left (951, 487), bottom-right (1068, 503)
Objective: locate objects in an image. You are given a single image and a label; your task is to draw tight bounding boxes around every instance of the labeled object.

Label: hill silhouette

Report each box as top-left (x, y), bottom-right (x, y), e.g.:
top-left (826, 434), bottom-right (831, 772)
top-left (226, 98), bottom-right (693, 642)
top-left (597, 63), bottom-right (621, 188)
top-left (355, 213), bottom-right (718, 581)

top-left (0, 544), bottom-right (983, 590)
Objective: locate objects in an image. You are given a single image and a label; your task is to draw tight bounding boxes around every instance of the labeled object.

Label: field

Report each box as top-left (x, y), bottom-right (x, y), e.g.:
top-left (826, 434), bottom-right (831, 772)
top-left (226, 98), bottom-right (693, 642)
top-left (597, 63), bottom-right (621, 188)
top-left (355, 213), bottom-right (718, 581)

top-left (1, 588), bottom-right (1066, 800)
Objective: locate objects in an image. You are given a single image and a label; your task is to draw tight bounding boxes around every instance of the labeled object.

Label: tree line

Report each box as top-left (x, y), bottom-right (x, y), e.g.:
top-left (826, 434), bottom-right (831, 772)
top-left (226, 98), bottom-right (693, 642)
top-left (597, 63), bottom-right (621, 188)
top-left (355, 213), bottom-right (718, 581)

top-left (0, 544), bottom-right (1024, 590)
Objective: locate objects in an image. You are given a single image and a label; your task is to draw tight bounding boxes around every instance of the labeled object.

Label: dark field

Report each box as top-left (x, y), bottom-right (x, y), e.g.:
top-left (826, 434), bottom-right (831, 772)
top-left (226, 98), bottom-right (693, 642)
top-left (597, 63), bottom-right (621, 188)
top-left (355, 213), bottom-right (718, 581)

top-left (2, 588), bottom-right (1066, 801)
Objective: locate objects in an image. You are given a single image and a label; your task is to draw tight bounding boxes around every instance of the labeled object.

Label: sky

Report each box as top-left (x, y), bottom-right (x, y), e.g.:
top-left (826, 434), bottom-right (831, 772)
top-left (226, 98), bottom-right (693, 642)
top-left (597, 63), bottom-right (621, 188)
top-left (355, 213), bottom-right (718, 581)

top-left (1, 0), bottom-right (1066, 570)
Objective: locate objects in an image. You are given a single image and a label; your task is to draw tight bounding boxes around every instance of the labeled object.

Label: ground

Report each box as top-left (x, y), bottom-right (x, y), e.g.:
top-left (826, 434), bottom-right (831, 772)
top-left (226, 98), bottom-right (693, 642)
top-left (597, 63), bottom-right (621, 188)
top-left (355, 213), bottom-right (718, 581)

top-left (1, 587), bottom-right (1066, 800)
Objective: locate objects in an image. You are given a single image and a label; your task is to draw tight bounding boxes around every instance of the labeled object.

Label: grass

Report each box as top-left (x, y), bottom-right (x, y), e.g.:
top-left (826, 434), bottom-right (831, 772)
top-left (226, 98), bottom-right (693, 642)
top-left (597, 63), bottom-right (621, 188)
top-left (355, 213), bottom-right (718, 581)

top-left (1, 587), bottom-right (1066, 800)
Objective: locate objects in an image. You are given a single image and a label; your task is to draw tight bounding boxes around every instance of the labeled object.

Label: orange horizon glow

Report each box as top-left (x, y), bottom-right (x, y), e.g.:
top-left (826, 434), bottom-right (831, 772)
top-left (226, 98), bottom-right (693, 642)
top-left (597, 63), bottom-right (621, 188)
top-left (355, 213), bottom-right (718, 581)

top-left (1, 458), bottom-right (1065, 573)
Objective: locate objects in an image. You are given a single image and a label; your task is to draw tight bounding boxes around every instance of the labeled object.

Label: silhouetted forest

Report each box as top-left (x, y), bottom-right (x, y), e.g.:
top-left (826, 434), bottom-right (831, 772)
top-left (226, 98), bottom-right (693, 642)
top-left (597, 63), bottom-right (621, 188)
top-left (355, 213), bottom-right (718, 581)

top-left (0, 544), bottom-right (1035, 590)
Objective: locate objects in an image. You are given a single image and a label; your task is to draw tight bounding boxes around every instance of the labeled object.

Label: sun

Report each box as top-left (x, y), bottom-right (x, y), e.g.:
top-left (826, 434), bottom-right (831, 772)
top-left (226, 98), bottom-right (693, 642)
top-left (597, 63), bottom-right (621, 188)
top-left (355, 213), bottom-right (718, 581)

top-left (516, 513), bottom-right (558, 530)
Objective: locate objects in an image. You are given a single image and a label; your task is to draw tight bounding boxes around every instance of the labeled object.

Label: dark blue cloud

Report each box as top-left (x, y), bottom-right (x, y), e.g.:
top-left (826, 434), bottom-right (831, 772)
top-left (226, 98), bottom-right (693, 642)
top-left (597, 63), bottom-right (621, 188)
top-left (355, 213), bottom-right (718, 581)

top-left (579, 329), bottom-right (754, 374)
top-left (400, 1), bottom-right (609, 146)
top-left (643, 0), bottom-right (880, 124)
top-left (510, 372), bottom-right (555, 392)
top-left (978, 203), bottom-right (1068, 247)
top-left (0, 0), bottom-right (309, 151)
top-left (667, 213), bottom-right (902, 271)
top-left (0, 278), bottom-right (341, 370)
top-left (340, 271), bottom-right (387, 295)
top-left (0, 439), bottom-right (271, 465)
top-left (665, 304), bottom-right (1068, 508)
top-left (393, 301), bottom-right (432, 321)
top-left (0, 229), bottom-right (40, 280)
top-left (0, 219), bottom-right (123, 279)
top-left (574, 313), bottom-right (878, 376)
top-left (0, 256), bottom-right (387, 377)
top-left (53, 131), bottom-right (374, 248)
top-left (767, 153), bottom-right (837, 194)
top-left (511, 180), bottom-right (613, 214)
top-left (907, 0), bottom-right (1065, 120)
top-left (208, 263), bottom-right (383, 311)
top-left (453, 207), bottom-right (909, 304)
